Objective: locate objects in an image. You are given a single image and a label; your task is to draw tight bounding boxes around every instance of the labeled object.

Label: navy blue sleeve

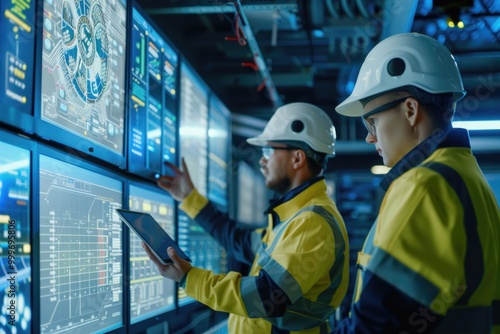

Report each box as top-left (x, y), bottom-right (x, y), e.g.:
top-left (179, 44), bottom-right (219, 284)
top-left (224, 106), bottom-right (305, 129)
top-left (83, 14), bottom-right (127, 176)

top-left (193, 201), bottom-right (259, 266)
top-left (255, 269), bottom-right (292, 317)
top-left (332, 270), bottom-right (444, 333)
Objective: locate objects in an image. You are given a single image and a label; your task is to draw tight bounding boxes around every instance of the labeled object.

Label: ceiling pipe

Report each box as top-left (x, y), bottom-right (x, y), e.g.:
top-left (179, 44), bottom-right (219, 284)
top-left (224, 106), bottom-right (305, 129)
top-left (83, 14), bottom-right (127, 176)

top-left (325, 0), bottom-right (340, 19)
top-left (233, 0), bottom-right (283, 109)
top-left (145, 3), bottom-right (298, 15)
top-left (355, 0), bottom-right (371, 19)
top-left (380, 0), bottom-right (418, 39)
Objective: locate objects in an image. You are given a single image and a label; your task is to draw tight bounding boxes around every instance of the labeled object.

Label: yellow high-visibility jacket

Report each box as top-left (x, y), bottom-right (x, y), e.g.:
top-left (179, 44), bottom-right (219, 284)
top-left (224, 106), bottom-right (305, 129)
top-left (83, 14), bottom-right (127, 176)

top-left (180, 177), bottom-right (349, 333)
top-left (333, 128), bottom-right (500, 333)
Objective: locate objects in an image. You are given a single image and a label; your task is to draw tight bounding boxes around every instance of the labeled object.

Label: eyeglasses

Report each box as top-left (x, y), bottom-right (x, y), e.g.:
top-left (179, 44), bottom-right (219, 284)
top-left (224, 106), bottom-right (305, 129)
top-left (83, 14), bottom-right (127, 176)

top-left (362, 96), bottom-right (412, 137)
top-left (261, 146), bottom-right (297, 160)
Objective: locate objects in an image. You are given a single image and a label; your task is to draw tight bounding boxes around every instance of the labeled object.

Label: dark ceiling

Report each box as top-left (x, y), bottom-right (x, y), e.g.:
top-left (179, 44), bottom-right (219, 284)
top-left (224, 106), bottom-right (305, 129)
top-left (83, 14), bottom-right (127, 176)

top-left (135, 0), bottom-right (500, 167)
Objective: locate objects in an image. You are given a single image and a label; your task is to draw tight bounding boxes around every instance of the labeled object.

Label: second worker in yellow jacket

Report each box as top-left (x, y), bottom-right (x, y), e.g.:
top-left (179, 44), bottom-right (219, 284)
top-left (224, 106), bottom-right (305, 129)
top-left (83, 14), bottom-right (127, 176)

top-left (143, 102), bottom-right (349, 333)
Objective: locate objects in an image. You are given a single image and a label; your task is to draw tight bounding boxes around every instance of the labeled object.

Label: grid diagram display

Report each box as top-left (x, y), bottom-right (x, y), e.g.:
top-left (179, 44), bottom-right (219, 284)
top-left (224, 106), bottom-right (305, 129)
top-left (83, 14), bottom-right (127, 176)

top-left (39, 155), bottom-right (123, 333)
top-left (40, 0), bottom-right (127, 154)
top-left (128, 185), bottom-right (176, 324)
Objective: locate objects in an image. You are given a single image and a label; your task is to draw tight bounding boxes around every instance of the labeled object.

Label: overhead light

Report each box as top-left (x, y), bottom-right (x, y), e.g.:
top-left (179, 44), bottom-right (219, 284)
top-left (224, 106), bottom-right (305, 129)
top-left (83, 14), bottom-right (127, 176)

top-left (453, 120), bottom-right (500, 131)
top-left (370, 165), bottom-right (391, 175)
top-left (447, 18), bottom-right (465, 29)
top-left (434, 0), bottom-right (473, 29)
top-left (312, 29), bottom-right (324, 38)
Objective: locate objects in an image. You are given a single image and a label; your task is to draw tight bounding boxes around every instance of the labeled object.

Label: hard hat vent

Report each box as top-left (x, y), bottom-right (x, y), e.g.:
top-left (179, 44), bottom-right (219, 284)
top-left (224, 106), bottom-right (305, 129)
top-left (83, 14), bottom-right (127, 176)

top-left (387, 58), bottom-right (405, 77)
top-left (291, 120), bottom-right (304, 133)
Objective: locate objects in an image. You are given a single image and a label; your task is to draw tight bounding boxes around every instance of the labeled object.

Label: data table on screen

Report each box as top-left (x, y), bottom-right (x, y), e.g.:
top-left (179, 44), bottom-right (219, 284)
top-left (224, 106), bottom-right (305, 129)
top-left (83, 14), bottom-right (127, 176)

top-left (207, 95), bottom-right (231, 207)
top-left (179, 62), bottom-right (208, 196)
top-left (177, 212), bottom-right (227, 306)
top-left (39, 155), bottom-right (123, 334)
top-left (128, 184), bottom-right (176, 324)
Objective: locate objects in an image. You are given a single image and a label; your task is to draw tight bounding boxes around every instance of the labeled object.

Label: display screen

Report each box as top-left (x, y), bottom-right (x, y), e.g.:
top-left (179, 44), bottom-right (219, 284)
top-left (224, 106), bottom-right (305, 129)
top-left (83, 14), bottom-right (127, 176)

top-left (237, 162), bottom-right (257, 225)
top-left (39, 155), bottom-right (123, 333)
top-left (128, 185), bottom-right (176, 323)
top-left (484, 172), bottom-right (500, 206)
top-left (179, 62), bottom-right (208, 196)
top-left (0, 141), bottom-right (31, 334)
top-left (40, 0), bottom-right (127, 163)
top-left (253, 173), bottom-right (268, 227)
top-left (207, 95), bottom-right (231, 207)
top-left (177, 212), bottom-right (227, 306)
top-left (0, 1), bottom-right (36, 132)
top-left (178, 62), bottom-right (224, 306)
top-left (129, 6), bottom-right (178, 178)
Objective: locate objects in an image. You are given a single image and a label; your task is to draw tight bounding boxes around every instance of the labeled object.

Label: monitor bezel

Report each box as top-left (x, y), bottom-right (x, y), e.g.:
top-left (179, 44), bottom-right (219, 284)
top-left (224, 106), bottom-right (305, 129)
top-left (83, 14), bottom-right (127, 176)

top-left (0, 2), bottom-right (37, 134)
top-left (178, 57), bottom-right (211, 196)
top-left (207, 92), bottom-right (232, 209)
top-left (127, 0), bottom-right (181, 182)
top-left (0, 129), bottom-right (35, 333)
top-left (33, 0), bottom-right (130, 169)
top-left (34, 143), bottom-right (127, 334)
top-left (126, 179), bottom-right (178, 329)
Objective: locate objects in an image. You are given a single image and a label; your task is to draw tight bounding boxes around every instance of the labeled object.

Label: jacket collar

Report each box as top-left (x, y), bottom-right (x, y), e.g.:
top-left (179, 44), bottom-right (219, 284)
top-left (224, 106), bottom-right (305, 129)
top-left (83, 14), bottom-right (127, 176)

top-left (264, 176), bottom-right (325, 215)
top-left (380, 128), bottom-right (471, 191)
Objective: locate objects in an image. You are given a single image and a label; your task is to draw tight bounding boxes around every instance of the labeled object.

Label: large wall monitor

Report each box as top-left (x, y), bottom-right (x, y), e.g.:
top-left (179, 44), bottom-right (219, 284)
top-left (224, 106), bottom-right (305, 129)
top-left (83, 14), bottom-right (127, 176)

top-left (237, 161), bottom-right (257, 225)
top-left (0, 136), bottom-right (31, 333)
top-left (207, 94), bottom-right (231, 208)
top-left (253, 173), bottom-right (268, 227)
top-left (484, 172), bottom-right (500, 206)
top-left (177, 212), bottom-right (228, 307)
top-left (128, 184), bottom-right (176, 324)
top-left (38, 0), bottom-right (128, 168)
top-left (178, 62), bottom-right (230, 306)
top-left (0, 1), bottom-right (36, 132)
top-left (179, 61), bottom-right (209, 196)
top-left (128, 3), bottom-right (178, 179)
top-left (39, 153), bottom-right (123, 333)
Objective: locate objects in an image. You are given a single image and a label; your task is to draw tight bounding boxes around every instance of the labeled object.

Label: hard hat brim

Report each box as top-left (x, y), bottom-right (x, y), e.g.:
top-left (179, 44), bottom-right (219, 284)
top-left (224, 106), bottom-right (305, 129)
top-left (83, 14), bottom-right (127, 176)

top-left (246, 136), bottom-right (267, 147)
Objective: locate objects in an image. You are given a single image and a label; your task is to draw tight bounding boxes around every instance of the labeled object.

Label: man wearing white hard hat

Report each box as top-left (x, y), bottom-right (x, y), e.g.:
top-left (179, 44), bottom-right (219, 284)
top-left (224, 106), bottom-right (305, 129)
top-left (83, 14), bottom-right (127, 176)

top-left (144, 102), bottom-right (350, 333)
top-left (332, 32), bottom-right (500, 333)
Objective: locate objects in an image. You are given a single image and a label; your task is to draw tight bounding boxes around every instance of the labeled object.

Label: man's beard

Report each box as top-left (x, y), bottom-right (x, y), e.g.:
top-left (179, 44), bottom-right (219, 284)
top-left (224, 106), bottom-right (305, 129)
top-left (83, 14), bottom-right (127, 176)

top-left (268, 175), bottom-right (292, 195)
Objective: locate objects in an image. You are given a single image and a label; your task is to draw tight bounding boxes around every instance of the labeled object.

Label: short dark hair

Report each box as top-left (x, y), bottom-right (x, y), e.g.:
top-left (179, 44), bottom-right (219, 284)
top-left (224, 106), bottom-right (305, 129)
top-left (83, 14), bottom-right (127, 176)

top-left (306, 156), bottom-right (326, 176)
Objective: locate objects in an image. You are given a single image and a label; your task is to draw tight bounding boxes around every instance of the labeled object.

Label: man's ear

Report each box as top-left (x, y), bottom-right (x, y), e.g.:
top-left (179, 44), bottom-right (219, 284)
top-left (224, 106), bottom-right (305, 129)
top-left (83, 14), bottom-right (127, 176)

top-left (404, 97), bottom-right (420, 126)
top-left (292, 149), bottom-right (307, 169)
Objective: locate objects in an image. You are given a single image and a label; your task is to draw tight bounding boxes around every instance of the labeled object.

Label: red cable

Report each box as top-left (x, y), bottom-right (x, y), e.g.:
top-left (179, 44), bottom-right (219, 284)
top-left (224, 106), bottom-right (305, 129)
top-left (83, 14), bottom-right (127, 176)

top-left (257, 78), bottom-right (267, 92)
top-left (234, 12), bottom-right (247, 46)
top-left (241, 62), bottom-right (258, 71)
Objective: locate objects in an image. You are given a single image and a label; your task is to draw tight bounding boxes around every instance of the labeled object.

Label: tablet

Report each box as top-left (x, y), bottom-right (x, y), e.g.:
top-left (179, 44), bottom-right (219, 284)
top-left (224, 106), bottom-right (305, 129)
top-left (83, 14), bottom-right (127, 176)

top-left (116, 209), bottom-right (191, 265)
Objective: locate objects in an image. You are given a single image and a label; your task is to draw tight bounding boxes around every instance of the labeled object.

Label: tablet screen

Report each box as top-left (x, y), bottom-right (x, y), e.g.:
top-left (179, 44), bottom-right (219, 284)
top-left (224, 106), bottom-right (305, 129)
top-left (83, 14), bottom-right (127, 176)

top-left (116, 209), bottom-right (191, 263)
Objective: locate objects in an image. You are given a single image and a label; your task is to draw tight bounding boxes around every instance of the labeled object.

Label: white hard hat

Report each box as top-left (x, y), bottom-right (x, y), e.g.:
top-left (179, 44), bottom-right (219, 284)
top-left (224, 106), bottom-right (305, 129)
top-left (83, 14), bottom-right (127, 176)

top-left (247, 102), bottom-right (336, 156)
top-left (336, 32), bottom-right (466, 117)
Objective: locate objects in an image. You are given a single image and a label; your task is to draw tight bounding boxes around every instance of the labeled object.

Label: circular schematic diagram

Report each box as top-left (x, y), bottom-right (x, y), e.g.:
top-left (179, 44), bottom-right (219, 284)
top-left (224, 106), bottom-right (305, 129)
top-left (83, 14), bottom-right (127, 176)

top-left (61, 0), bottom-right (109, 102)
